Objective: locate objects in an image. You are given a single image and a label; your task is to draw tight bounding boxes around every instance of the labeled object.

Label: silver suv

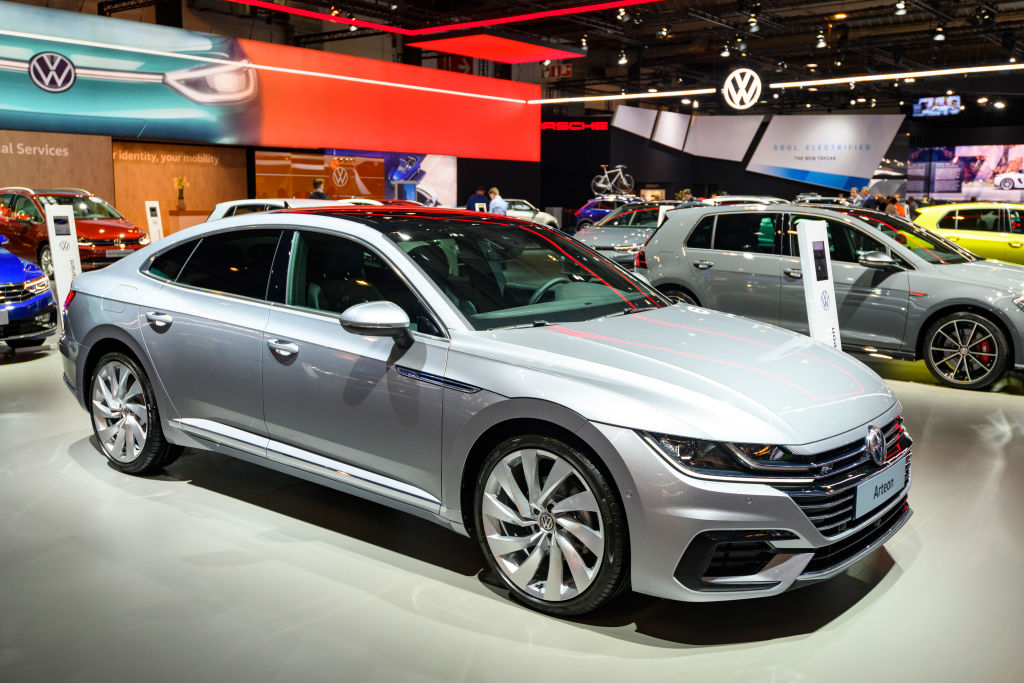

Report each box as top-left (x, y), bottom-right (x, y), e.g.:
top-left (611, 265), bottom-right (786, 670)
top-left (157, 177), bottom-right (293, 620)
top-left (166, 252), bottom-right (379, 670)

top-left (637, 204), bottom-right (1024, 390)
top-left (60, 207), bottom-right (912, 616)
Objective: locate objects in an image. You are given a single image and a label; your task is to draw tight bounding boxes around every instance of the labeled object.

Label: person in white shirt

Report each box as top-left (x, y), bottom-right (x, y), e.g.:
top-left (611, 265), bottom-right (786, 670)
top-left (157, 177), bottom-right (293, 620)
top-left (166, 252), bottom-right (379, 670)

top-left (488, 187), bottom-right (508, 215)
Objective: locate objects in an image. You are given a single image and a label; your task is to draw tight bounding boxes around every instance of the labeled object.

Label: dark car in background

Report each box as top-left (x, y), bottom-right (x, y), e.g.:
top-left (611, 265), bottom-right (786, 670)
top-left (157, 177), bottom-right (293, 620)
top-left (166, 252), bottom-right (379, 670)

top-left (574, 201), bottom-right (696, 266)
top-left (0, 235), bottom-right (56, 349)
top-left (573, 195), bottom-right (644, 229)
top-left (0, 188), bottom-right (149, 277)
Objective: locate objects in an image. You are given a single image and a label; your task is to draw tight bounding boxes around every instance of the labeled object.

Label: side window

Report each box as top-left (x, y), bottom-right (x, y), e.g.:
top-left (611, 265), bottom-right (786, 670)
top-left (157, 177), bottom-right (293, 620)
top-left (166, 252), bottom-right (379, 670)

top-left (148, 240), bottom-right (199, 281)
top-left (175, 229), bottom-right (281, 299)
top-left (12, 196), bottom-right (42, 222)
top-left (936, 210), bottom-right (958, 230)
top-left (228, 204), bottom-right (270, 217)
top-left (711, 213), bottom-right (778, 254)
top-left (687, 215), bottom-right (715, 248)
top-left (285, 231), bottom-right (441, 335)
top-left (508, 201), bottom-right (530, 212)
top-left (0, 193), bottom-right (13, 216)
top-left (955, 208), bottom-right (1001, 232)
top-left (791, 216), bottom-right (884, 263)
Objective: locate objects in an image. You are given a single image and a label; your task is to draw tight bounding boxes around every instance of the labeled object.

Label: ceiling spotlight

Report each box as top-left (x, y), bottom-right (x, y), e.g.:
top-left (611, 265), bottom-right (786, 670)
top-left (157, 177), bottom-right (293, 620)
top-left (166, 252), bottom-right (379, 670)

top-left (904, 77), bottom-right (916, 83)
top-left (659, 25), bottom-right (669, 38)
top-left (834, 12), bottom-right (847, 20)
top-left (816, 30), bottom-right (827, 49)
top-left (748, 13), bottom-right (760, 32)
top-left (969, 5), bottom-right (996, 29)
top-left (850, 98), bottom-right (857, 105)
top-left (347, 12), bottom-right (357, 30)
top-left (647, 87), bottom-right (658, 93)
top-left (720, 44), bottom-right (731, 57)
top-left (806, 62), bottom-right (818, 68)
top-left (542, 59), bottom-right (551, 66)
top-left (857, 97), bottom-right (866, 102)
top-left (680, 98), bottom-right (691, 104)
top-left (389, 2), bottom-right (399, 10)
top-left (899, 100), bottom-right (904, 105)
top-left (946, 89), bottom-right (954, 95)
top-left (805, 103), bottom-right (812, 108)
top-left (772, 92), bottom-right (779, 99)
top-left (581, 35), bottom-right (588, 48)
top-left (894, 1), bottom-right (907, 16)
top-left (960, 105), bottom-right (966, 110)
top-left (775, 59), bottom-right (788, 71)
top-left (994, 101), bottom-right (1006, 109)
top-left (934, 24), bottom-right (946, 41)
top-left (834, 59), bottom-right (843, 67)
top-left (692, 100), bottom-right (699, 108)
top-left (617, 50), bottom-right (628, 65)
top-left (977, 97), bottom-right (989, 103)
top-left (1012, 57), bottom-right (1018, 63)
top-left (849, 81), bottom-right (856, 89)
top-left (330, 5), bottom-right (340, 16)
top-left (871, 99), bottom-right (877, 107)
top-left (616, 7), bottom-right (631, 23)
top-left (808, 87), bottom-right (818, 91)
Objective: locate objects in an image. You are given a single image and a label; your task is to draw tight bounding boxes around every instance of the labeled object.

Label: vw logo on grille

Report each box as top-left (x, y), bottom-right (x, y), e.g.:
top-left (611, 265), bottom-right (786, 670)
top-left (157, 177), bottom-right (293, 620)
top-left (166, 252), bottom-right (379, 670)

top-left (865, 425), bottom-right (887, 466)
top-left (820, 289), bottom-right (831, 311)
top-left (722, 68), bottom-right (761, 110)
top-left (28, 52), bottom-right (76, 93)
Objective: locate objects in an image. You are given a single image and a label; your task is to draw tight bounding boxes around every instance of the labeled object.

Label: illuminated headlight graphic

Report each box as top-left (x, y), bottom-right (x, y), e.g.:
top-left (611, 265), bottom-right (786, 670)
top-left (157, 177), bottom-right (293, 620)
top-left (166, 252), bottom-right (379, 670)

top-left (164, 61), bottom-right (258, 104)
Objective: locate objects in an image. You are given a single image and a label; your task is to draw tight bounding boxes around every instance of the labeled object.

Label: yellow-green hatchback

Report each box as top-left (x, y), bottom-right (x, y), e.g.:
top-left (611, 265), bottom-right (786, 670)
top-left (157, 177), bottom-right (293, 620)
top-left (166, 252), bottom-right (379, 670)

top-left (914, 202), bottom-right (1024, 263)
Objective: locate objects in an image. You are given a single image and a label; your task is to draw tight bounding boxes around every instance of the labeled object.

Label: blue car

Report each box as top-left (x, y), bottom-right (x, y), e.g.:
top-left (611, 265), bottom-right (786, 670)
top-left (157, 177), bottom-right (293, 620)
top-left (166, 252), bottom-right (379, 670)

top-left (573, 195), bottom-right (644, 229)
top-left (0, 235), bottom-right (57, 350)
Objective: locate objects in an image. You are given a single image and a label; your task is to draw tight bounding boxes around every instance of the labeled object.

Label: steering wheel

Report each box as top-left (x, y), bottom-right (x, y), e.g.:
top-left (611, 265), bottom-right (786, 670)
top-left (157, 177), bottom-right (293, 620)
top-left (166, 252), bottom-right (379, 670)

top-left (529, 277), bottom-right (572, 304)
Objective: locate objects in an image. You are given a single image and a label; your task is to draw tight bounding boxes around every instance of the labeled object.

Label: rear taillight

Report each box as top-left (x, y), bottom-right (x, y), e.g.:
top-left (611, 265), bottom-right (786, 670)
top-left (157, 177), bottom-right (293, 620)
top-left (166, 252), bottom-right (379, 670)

top-left (575, 209), bottom-right (581, 216)
top-left (634, 250), bottom-right (648, 269)
top-left (64, 289), bottom-right (76, 311)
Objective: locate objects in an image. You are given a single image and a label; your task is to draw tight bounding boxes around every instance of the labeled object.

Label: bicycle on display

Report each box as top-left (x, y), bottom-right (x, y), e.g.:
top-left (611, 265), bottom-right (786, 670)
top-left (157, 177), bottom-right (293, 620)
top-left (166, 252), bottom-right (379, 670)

top-left (591, 164), bottom-right (635, 195)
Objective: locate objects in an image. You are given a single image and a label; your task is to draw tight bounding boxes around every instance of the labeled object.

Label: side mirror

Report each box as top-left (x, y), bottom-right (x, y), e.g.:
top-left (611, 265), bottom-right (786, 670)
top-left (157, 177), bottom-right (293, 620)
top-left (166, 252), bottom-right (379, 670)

top-left (339, 300), bottom-right (413, 349)
top-left (858, 250), bottom-right (900, 270)
top-left (0, 235), bottom-right (8, 247)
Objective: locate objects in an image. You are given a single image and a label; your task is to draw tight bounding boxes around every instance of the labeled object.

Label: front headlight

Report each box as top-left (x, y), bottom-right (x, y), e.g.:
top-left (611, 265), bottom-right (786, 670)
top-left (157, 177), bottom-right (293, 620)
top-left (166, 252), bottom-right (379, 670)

top-left (164, 61), bottom-right (258, 104)
top-left (1013, 295), bottom-right (1024, 312)
top-left (77, 237), bottom-right (94, 247)
top-left (641, 431), bottom-right (815, 483)
top-left (138, 233), bottom-right (151, 246)
top-left (25, 276), bottom-right (49, 295)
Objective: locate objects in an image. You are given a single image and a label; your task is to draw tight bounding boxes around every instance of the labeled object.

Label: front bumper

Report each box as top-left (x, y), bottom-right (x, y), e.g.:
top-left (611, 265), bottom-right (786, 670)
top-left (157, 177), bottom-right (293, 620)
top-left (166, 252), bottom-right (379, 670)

top-left (78, 243), bottom-right (145, 271)
top-left (0, 292), bottom-right (57, 342)
top-left (593, 411), bottom-right (912, 602)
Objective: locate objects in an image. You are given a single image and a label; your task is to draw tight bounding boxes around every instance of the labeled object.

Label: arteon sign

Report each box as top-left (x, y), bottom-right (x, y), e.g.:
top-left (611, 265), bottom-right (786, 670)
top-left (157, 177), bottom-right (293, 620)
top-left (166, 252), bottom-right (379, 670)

top-left (541, 121), bottom-right (609, 131)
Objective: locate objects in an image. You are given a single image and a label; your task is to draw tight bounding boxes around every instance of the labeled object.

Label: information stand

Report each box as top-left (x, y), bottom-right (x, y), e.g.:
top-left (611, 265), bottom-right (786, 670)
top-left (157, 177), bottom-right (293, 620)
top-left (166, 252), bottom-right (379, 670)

top-left (44, 204), bottom-right (81, 312)
top-left (796, 220), bottom-right (842, 350)
top-left (144, 201), bottom-right (165, 242)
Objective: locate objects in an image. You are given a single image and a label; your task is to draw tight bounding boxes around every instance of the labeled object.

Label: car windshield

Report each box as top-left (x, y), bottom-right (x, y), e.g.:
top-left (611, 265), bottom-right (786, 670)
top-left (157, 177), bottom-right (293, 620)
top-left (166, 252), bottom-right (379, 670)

top-left (383, 218), bottom-right (667, 330)
top-left (845, 211), bottom-right (975, 264)
top-left (595, 206), bottom-right (663, 228)
top-left (37, 195), bottom-right (124, 220)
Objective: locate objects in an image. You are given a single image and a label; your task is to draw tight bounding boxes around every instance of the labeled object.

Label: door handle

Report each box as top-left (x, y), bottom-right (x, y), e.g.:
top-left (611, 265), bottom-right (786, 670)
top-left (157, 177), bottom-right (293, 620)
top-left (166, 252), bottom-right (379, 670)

top-left (1010, 242), bottom-right (1023, 248)
top-left (693, 260), bottom-right (714, 270)
top-left (267, 339), bottom-right (299, 357)
top-left (784, 268), bottom-right (803, 279)
top-left (145, 311), bottom-right (173, 327)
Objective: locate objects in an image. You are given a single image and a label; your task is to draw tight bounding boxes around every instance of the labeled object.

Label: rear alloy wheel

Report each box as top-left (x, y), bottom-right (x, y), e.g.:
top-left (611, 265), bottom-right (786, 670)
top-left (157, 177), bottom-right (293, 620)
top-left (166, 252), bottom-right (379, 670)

top-left (661, 286), bottom-right (700, 306)
top-left (1001, 178), bottom-right (1016, 190)
top-left (38, 244), bottom-right (53, 279)
top-left (474, 436), bottom-right (627, 616)
top-left (90, 352), bottom-right (181, 474)
top-left (923, 312), bottom-right (1008, 390)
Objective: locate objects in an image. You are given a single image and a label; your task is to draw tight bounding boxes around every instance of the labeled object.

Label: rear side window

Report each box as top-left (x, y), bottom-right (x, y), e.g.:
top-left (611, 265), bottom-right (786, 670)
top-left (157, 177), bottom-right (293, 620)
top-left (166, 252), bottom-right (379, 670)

top-left (687, 215), bottom-right (715, 248)
top-left (227, 204), bottom-right (271, 217)
top-left (954, 208), bottom-right (1001, 232)
top-left (712, 213), bottom-right (779, 254)
top-left (936, 211), bottom-right (958, 230)
top-left (12, 195), bottom-right (42, 222)
top-left (175, 229), bottom-right (282, 300)
top-left (148, 241), bottom-right (199, 281)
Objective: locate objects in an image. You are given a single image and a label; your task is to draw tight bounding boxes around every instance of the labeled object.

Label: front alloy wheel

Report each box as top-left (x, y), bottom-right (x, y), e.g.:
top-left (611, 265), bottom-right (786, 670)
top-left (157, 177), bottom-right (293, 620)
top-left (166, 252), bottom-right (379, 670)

top-left (924, 312), bottom-right (1008, 390)
top-left (38, 244), bottom-right (53, 279)
top-left (474, 436), bottom-right (627, 615)
top-left (90, 352), bottom-right (181, 473)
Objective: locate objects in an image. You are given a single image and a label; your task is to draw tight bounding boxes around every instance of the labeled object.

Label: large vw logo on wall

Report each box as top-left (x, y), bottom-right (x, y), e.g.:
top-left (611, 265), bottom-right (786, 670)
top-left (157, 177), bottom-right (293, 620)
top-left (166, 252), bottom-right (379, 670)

top-left (28, 52), bottom-right (76, 93)
top-left (722, 68), bottom-right (761, 110)
top-left (332, 165), bottom-right (349, 186)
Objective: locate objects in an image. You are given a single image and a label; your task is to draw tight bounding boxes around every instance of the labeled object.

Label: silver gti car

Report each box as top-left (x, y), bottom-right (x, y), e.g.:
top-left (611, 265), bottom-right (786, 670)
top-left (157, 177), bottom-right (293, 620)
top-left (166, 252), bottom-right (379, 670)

top-left (637, 204), bottom-right (1024, 390)
top-left (60, 207), bottom-right (912, 616)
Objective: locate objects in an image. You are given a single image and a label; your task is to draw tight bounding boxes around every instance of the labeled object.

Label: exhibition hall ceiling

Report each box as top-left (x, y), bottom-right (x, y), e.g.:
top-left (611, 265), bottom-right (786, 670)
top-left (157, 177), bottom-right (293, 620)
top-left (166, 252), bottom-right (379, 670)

top-left (27, 0), bottom-right (1024, 112)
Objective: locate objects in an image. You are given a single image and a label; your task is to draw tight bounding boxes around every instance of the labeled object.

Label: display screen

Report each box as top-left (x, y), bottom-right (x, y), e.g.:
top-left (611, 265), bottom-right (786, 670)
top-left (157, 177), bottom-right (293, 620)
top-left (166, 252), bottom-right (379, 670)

top-left (53, 216), bottom-right (70, 236)
top-left (913, 96), bottom-right (961, 117)
top-left (812, 240), bottom-right (829, 281)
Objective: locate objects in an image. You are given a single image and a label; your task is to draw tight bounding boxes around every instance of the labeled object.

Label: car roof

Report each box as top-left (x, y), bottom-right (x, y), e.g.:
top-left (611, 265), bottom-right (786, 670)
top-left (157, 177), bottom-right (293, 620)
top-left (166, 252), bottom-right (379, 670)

top-left (215, 198), bottom-right (383, 209)
top-left (275, 205), bottom-right (543, 230)
top-left (917, 202), bottom-right (1024, 211)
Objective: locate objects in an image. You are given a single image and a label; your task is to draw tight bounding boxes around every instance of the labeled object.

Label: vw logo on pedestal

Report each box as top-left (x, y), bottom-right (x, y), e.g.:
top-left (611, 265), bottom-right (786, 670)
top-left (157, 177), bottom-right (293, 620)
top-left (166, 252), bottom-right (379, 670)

top-left (722, 68), bottom-right (761, 110)
top-left (28, 52), bottom-right (76, 93)
top-left (820, 289), bottom-right (831, 311)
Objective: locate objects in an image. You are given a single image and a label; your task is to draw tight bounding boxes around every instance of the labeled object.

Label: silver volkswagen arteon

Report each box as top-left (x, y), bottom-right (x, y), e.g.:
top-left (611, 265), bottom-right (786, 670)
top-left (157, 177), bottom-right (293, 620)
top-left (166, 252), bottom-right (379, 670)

top-left (60, 207), bottom-right (912, 616)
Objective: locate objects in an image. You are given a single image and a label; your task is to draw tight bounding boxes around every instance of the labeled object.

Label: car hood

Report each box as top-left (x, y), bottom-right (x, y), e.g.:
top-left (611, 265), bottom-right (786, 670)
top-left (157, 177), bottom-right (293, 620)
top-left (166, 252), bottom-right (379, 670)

top-left (574, 226), bottom-right (654, 249)
top-left (469, 305), bottom-right (896, 446)
top-left (0, 248), bottom-right (43, 285)
top-left (75, 218), bottom-right (143, 240)
top-left (930, 259), bottom-right (1024, 293)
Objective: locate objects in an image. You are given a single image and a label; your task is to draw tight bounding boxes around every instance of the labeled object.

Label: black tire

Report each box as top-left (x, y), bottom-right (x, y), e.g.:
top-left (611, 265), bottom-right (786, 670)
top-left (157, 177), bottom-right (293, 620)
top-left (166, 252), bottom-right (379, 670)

top-left (576, 220), bottom-right (592, 230)
top-left (5, 338), bottom-right (46, 349)
top-left (660, 286), bottom-right (700, 306)
top-left (1000, 178), bottom-right (1015, 190)
top-left (38, 243), bottom-right (53, 279)
top-left (89, 351), bottom-right (182, 474)
top-left (923, 311), bottom-right (1008, 390)
top-left (473, 435), bottom-right (628, 616)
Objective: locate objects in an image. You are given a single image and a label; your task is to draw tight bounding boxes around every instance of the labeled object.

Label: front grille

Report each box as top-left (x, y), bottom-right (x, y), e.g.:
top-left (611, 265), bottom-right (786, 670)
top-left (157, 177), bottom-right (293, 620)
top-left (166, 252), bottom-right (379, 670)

top-left (0, 307), bottom-right (56, 338)
top-left (90, 238), bottom-right (140, 247)
top-left (802, 496), bottom-right (909, 575)
top-left (0, 282), bottom-right (35, 304)
top-left (776, 417), bottom-right (911, 536)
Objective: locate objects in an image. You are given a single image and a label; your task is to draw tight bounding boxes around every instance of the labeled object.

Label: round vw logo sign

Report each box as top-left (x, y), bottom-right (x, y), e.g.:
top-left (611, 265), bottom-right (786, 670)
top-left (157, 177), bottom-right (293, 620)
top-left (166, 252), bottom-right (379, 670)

top-left (28, 52), bottom-right (76, 93)
top-left (820, 289), bottom-right (831, 311)
top-left (332, 165), bottom-right (349, 186)
top-left (722, 68), bottom-right (761, 110)
top-left (865, 425), bottom-right (887, 466)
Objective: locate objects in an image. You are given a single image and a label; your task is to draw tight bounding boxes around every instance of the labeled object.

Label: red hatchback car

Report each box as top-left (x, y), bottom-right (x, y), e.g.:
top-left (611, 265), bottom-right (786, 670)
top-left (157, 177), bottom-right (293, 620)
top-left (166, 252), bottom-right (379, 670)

top-left (0, 188), bottom-right (149, 276)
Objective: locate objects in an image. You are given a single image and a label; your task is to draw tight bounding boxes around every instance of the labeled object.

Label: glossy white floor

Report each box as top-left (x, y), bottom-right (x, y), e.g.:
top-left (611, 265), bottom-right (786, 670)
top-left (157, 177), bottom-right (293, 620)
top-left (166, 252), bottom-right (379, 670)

top-left (2, 344), bottom-right (1023, 682)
